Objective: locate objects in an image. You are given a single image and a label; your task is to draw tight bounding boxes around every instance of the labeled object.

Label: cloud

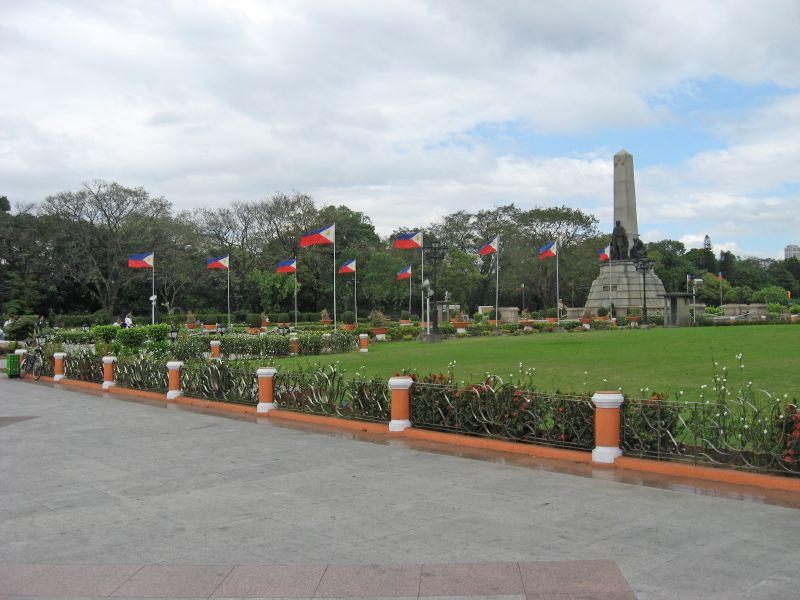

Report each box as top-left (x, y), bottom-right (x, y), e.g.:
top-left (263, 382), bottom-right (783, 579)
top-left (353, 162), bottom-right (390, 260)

top-left (0, 1), bottom-right (798, 258)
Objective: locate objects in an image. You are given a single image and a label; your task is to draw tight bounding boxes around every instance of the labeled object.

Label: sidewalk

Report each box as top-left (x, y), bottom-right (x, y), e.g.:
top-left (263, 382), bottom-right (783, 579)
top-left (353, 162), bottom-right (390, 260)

top-left (1, 379), bottom-right (798, 599)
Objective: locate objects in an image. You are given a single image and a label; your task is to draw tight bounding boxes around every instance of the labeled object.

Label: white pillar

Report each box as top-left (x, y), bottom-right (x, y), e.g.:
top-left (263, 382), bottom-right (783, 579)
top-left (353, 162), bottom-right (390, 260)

top-left (102, 355), bottom-right (117, 389)
top-left (591, 391), bottom-right (625, 464)
top-left (166, 361), bottom-right (184, 400)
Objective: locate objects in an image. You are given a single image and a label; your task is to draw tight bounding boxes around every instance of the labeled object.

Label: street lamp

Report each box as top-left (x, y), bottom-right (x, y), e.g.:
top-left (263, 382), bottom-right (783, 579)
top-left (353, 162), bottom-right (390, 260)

top-left (35, 333), bottom-right (47, 348)
top-left (169, 327), bottom-right (178, 343)
top-left (692, 279), bottom-right (703, 325)
top-left (82, 323), bottom-right (90, 332)
top-left (521, 283), bottom-right (526, 312)
top-left (218, 324), bottom-right (227, 335)
top-left (635, 259), bottom-right (655, 325)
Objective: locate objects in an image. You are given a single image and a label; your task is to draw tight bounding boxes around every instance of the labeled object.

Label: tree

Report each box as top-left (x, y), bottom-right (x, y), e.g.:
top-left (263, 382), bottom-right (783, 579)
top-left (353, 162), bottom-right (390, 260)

top-left (42, 180), bottom-right (171, 319)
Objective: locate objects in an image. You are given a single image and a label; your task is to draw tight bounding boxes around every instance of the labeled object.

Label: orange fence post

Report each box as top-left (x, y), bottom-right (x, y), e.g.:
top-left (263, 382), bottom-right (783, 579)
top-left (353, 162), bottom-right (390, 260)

top-left (256, 367), bottom-right (278, 413)
top-left (591, 391), bottom-right (624, 464)
top-left (388, 376), bottom-right (413, 432)
top-left (15, 349), bottom-right (28, 377)
top-left (358, 333), bottom-right (369, 353)
top-left (166, 361), bottom-right (183, 400)
top-left (210, 340), bottom-right (221, 359)
top-left (290, 335), bottom-right (299, 356)
top-left (53, 352), bottom-right (66, 382)
top-left (102, 356), bottom-right (117, 390)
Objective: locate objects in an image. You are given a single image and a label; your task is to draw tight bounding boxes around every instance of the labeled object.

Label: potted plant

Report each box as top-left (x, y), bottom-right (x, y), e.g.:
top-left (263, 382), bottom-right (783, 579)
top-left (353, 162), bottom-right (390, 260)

top-left (580, 309), bottom-right (593, 325)
top-left (368, 309), bottom-right (388, 338)
top-left (627, 307), bottom-right (641, 322)
top-left (451, 310), bottom-right (470, 332)
top-left (277, 312), bottom-right (291, 327)
top-left (399, 310), bottom-right (412, 326)
top-left (595, 306), bottom-right (609, 321)
top-left (487, 309), bottom-right (501, 326)
top-left (519, 310), bottom-right (534, 329)
top-left (260, 312), bottom-right (270, 327)
top-left (186, 310), bottom-right (197, 330)
top-left (320, 308), bottom-right (333, 326)
top-left (203, 315), bottom-right (217, 331)
top-left (340, 310), bottom-right (357, 330)
top-left (546, 307), bottom-right (558, 323)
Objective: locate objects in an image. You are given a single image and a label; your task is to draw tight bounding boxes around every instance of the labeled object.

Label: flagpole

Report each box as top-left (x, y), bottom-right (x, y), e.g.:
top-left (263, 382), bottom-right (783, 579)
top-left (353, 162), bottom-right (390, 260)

top-left (151, 253), bottom-right (155, 325)
top-left (294, 270), bottom-right (298, 328)
top-left (421, 244), bottom-right (425, 331)
top-left (354, 268), bottom-right (357, 324)
top-left (333, 229), bottom-right (337, 329)
top-left (556, 242), bottom-right (560, 327)
top-left (226, 261), bottom-right (231, 329)
top-left (495, 236), bottom-right (500, 332)
top-left (409, 273), bottom-right (412, 316)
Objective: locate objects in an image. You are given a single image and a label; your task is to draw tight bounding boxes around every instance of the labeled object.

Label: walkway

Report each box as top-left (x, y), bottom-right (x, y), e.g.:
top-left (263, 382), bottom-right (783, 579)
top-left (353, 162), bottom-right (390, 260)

top-left (1, 379), bottom-right (798, 599)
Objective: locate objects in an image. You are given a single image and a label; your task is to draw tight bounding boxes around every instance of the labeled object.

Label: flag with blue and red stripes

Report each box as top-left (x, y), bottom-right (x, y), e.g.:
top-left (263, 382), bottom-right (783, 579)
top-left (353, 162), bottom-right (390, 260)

top-left (338, 259), bottom-right (356, 274)
top-left (300, 224), bottom-right (335, 247)
top-left (276, 258), bottom-right (297, 273)
top-left (128, 252), bottom-right (154, 268)
top-left (538, 241), bottom-right (558, 260)
top-left (206, 255), bottom-right (230, 269)
top-left (396, 265), bottom-right (412, 280)
top-left (598, 244), bottom-right (610, 262)
top-left (479, 235), bottom-right (499, 256)
top-left (394, 231), bottom-right (423, 249)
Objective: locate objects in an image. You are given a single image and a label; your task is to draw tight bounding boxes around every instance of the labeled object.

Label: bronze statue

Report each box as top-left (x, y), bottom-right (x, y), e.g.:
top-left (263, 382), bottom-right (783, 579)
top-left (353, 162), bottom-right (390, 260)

top-left (630, 236), bottom-right (647, 260)
top-left (611, 220), bottom-right (629, 260)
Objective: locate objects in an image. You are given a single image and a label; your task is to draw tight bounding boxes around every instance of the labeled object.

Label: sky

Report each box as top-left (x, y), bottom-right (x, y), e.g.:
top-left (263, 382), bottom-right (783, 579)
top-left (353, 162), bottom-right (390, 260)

top-left (1, 0), bottom-right (799, 258)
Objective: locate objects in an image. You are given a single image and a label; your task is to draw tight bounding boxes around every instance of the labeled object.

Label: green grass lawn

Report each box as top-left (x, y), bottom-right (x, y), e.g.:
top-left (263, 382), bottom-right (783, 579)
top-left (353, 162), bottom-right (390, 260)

top-left (270, 325), bottom-right (800, 399)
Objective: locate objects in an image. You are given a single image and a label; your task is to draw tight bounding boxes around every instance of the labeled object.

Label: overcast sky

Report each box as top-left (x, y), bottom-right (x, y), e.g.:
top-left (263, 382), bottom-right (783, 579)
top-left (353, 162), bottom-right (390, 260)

top-left (2, 1), bottom-right (799, 257)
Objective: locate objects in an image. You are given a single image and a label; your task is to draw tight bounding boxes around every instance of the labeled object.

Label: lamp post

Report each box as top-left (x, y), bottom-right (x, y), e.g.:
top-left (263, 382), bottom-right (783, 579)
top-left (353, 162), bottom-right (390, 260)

top-left (635, 259), bottom-right (655, 325)
top-left (169, 327), bottom-right (178, 343)
top-left (521, 282), bottom-right (526, 312)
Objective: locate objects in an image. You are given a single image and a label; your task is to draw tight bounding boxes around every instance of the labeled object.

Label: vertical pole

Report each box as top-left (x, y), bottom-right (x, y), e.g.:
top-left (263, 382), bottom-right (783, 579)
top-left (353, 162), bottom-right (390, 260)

top-left (151, 259), bottom-right (155, 325)
top-left (333, 236), bottom-right (337, 328)
top-left (293, 271), bottom-right (298, 328)
top-left (495, 236), bottom-right (500, 331)
top-left (409, 274), bottom-right (412, 316)
top-left (227, 263), bottom-right (231, 329)
top-left (256, 367), bottom-right (278, 413)
top-left (421, 244), bottom-right (425, 330)
top-left (555, 243), bottom-right (560, 326)
top-left (354, 268), bottom-right (358, 324)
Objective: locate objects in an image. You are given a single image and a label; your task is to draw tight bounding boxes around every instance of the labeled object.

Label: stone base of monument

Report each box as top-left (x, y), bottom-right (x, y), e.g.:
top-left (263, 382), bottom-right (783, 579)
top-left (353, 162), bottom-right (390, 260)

top-left (584, 260), bottom-right (666, 315)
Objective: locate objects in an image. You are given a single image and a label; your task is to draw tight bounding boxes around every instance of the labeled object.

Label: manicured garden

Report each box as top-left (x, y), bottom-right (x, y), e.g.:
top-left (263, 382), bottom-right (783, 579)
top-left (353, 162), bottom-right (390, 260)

top-left (269, 325), bottom-right (800, 399)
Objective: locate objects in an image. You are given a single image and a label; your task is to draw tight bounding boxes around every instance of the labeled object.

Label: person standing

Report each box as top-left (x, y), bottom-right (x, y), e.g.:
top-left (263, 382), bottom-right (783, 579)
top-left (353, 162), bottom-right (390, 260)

top-left (35, 314), bottom-right (47, 334)
top-left (124, 312), bottom-right (133, 328)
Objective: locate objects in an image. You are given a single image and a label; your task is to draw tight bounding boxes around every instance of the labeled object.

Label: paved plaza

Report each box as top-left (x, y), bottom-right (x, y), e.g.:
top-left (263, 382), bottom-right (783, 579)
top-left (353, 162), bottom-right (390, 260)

top-left (1, 379), bottom-right (798, 599)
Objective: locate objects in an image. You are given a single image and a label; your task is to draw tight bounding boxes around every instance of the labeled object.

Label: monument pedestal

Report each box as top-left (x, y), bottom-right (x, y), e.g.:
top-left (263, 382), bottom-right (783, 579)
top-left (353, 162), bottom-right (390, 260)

top-left (584, 260), bottom-right (665, 316)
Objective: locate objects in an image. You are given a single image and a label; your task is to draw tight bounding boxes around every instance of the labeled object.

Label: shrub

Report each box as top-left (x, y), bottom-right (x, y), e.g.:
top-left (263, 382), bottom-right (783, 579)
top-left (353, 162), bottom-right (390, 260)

top-left (330, 330), bottom-right (356, 353)
top-left (628, 307), bottom-right (642, 317)
top-left (767, 303), bottom-right (786, 315)
top-left (596, 306), bottom-right (608, 317)
top-left (247, 313), bottom-right (262, 328)
top-left (546, 308), bottom-right (557, 318)
top-left (790, 304), bottom-right (800, 314)
top-left (277, 312), bottom-right (290, 323)
top-left (320, 308), bottom-right (331, 321)
top-left (341, 310), bottom-right (356, 324)
top-left (647, 314), bottom-right (664, 326)
top-left (368, 309), bottom-right (387, 327)
top-left (704, 306), bottom-right (724, 317)
top-left (400, 310), bottom-right (410, 320)
top-left (297, 332), bottom-right (324, 355)
top-left (91, 325), bottom-right (118, 343)
top-left (117, 327), bottom-right (149, 348)
top-left (4, 315), bottom-right (37, 341)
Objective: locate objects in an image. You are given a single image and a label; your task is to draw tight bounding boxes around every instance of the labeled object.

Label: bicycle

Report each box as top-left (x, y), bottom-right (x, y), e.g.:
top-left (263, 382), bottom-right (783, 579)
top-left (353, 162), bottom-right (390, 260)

top-left (19, 338), bottom-right (45, 380)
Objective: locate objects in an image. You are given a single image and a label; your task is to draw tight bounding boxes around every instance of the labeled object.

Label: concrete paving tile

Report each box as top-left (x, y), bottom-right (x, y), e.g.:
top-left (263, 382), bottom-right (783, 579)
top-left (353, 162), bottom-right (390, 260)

top-left (0, 564), bottom-right (54, 594)
top-left (519, 560), bottom-right (635, 597)
top-left (314, 564), bottom-right (422, 598)
top-left (212, 565), bottom-right (326, 597)
top-left (17, 564), bottom-right (142, 596)
top-left (111, 565), bottom-right (233, 597)
top-left (419, 562), bottom-right (524, 596)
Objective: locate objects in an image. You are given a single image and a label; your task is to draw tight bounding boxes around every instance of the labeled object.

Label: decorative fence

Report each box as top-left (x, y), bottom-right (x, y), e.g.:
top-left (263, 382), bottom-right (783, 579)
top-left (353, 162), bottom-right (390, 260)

top-left (410, 380), bottom-right (595, 450)
top-left (621, 395), bottom-right (800, 475)
top-left (181, 362), bottom-right (259, 406)
top-left (115, 356), bottom-right (169, 393)
top-left (64, 352), bottom-right (103, 383)
top-left (274, 367), bottom-right (390, 422)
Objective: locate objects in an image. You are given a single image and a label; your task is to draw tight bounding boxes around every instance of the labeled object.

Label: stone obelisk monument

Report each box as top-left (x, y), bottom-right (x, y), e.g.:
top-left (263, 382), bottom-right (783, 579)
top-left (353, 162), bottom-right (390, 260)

top-left (613, 149), bottom-right (638, 251)
top-left (584, 149), bottom-right (665, 316)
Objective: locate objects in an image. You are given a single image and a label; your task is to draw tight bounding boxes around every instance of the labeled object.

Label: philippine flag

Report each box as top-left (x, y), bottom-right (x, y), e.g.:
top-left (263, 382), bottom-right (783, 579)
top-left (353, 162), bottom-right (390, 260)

top-left (717, 271), bottom-right (724, 282)
top-left (300, 224), bottom-right (335, 247)
top-left (538, 241), bottom-right (558, 260)
top-left (394, 230), bottom-right (423, 249)
top-left (687, 274), bottom-right (693, 284)
top-left (598, 245), bottom-right (610, 262)
top-left (128, 252), bottom-right (154, 268)
top-left (276, 258), bottom-right (297, 273)
top-left (207, 255), bottom-right (230, 269)
top-left (396, 265), bottom-right (412, 280)
top-left (479, 235), bottom-right (499, 256)
top-left (338, 259), bottom-right (356, 274)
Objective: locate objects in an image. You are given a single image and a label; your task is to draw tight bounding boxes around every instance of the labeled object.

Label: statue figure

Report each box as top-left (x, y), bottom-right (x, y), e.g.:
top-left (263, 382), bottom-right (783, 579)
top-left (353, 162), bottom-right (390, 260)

top-left (611, 220), bottom-right (628, 260)
top-left (630, 236), bottom-right (647, 260)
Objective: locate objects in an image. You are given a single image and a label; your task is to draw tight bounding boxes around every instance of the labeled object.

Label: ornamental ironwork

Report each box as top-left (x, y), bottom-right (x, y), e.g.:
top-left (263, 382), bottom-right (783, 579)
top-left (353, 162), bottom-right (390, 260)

top-left (64, 352), bottom-right (103, 383)
top-left (274, 366), bottom-right (390, 422)
top-left (411, 377), bottom-right (595, 450)
top-left (181, 362), bottom-right (259, 405)
top-left (115, 357), bottom-right (169, 392)
top-left (622, 394), bottom-right (800, 475)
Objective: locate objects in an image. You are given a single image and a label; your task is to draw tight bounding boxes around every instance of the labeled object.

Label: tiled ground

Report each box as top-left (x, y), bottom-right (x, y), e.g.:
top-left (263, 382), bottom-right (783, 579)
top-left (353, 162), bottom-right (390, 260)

top-left (1, 379), bottom-right (799, 599)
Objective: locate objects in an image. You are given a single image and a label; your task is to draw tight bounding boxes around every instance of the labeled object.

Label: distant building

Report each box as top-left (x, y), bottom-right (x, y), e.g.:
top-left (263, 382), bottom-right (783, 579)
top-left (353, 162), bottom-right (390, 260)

top-left (786, 245), bottom-right (800, 259)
